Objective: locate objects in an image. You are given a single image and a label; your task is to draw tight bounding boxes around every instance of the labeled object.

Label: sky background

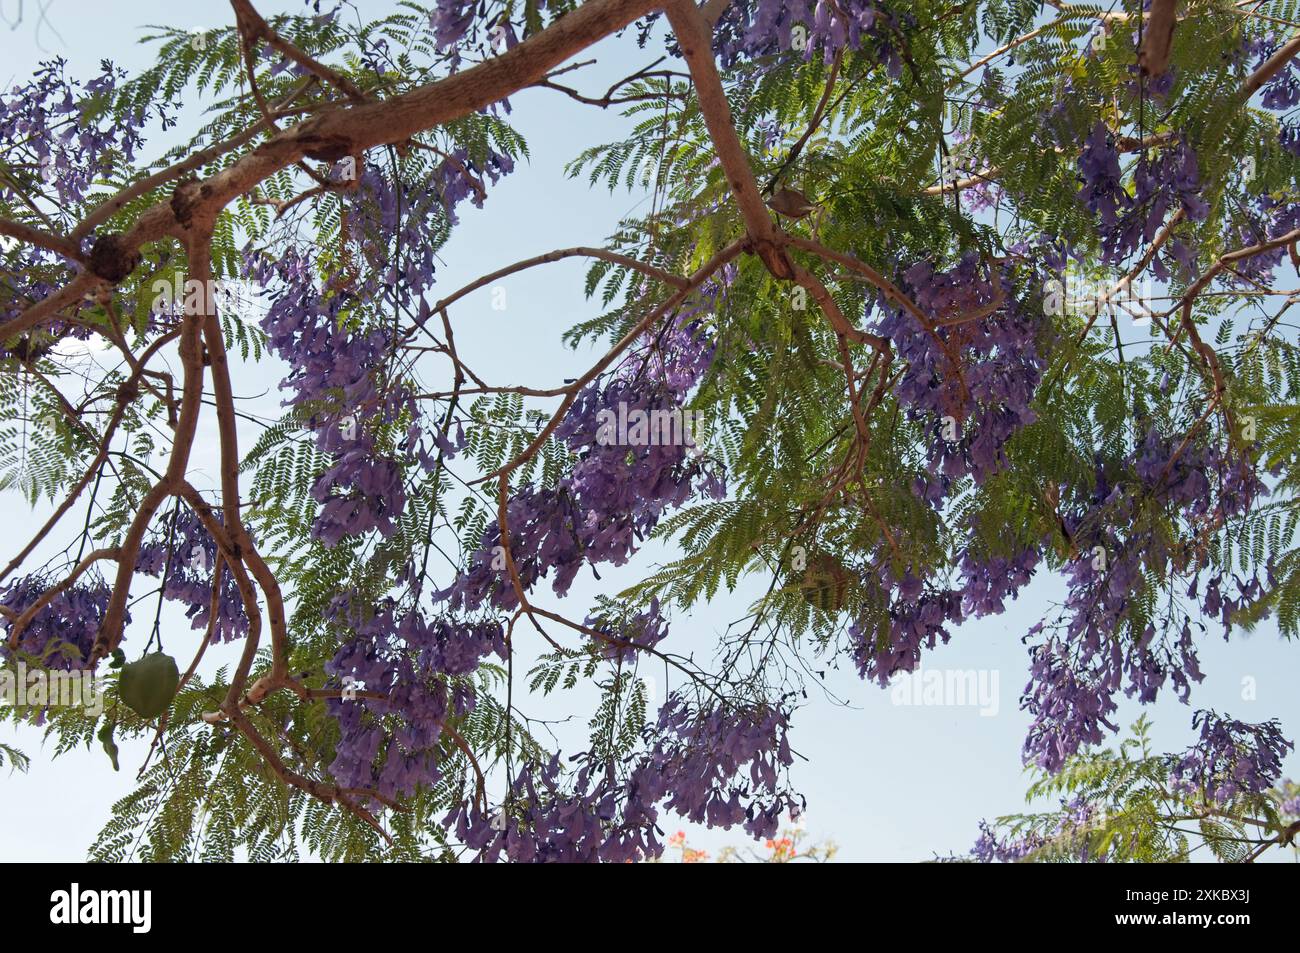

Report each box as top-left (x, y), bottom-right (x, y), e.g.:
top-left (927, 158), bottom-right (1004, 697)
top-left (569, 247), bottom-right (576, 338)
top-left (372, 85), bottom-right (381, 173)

top-left (1, 0), bottom-right (1297, 863)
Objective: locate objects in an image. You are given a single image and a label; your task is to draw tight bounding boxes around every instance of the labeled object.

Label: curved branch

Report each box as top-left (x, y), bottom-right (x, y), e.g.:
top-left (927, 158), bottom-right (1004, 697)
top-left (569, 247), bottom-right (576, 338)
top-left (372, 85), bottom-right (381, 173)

top-left (0, 328), bottom-right (180, 584)
top-left (0, 218), bottom-right (83, 261)
top-left (478, 237), bottom-right (746, 483)
top-left (665, 0), bottom-right (793, 278)
top-left (409, 245), bottom-right (690, 341)
top-left (1242, 28), bottom-right (1300, 99)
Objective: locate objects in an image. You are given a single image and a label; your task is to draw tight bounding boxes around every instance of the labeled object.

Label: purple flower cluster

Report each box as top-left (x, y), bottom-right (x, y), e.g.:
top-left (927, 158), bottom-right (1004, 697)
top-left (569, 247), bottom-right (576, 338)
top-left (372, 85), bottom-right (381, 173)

top-left (439, 303), bottom-right (727, 614)
top-left (1170, 710), bottom-right (1294, 804)
top-left (1077, 123), bottom-right (1209, 267)
top-left (1077, 122), bottom-right (1127, 240)
top-left (0, 242), bottom-right (86, 348)
top-left (1242, 34), bottom-right (1300, 157)
top-left (247, 245), bottom-right (413, 547)
top-left (246, 153), bottom-right (514, 547)
top-left (849, 581), bottom-right (962, 685)
top-left (136, 507), bottom-right (249, 643)
top-left (0, 59), bottom-right (161, 344)
top-left (443, 754), bottom-right (654, 863)
top-left (1282, 120), bottom-right (1300, 157)
top-left (972, 796), bottom-right (1101, 862)
top-left (434, 148), bottom-right (515, 226)
top-left (873, 254), bottom-right (1045, 494)
top-left (1224, 195), bottom-right (1300, 287)
top-left (585, 598), bottom-right (669, 664)
top-left (1020, 635), bottom-right (1121, 774)
top-left (1279, 785), bottom-right (1300, 817)
top-left (972, 819), bottom-right (1046, 862)
top-left (958, 547), bottom-right (1039, 618)
top-left (1021, 430), bottom-right (1268, 772)
top-left (713, 0), bottom-right (902, 74)
top-left (324, 593), bottom-right (506, 800)
top-left (634, 695), bottom-right (799, 840)
top-left (0, 58), bottom-right (154, 212)
top-left (350, 164), bottom-right (443, 297)
top-left (444, 693), bottom-right (799, 862)
top-left (428, 1), bottom-right (476, 52)
top-left (0, 574), bottom-right (115, 670)
top-left (962, 180), bottom-right (1001, 214)
top-left (1249, 35), bottom-right (1300, 110)
top-left (844, 254), bottom-right (1048, 685)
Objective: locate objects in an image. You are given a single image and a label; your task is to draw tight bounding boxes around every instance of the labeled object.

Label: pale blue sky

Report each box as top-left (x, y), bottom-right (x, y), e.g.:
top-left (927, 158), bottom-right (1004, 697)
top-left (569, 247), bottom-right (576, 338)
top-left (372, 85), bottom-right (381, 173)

top-left (1, 0), bottom-right (1296, 862)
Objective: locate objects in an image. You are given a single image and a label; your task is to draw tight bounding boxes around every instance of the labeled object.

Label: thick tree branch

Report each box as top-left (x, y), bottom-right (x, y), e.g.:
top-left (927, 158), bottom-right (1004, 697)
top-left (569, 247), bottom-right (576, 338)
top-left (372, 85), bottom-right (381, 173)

top-left (1139, 0), bottom-right (1179, 77)
top-left (664, 0), bottom-right (794, 279)
top-left (0, 217), bottom-right (83, 261)
top-left (1242, 29), bottom-right (1300, 99)
top-left (230, 0), bottom-right (367, 102)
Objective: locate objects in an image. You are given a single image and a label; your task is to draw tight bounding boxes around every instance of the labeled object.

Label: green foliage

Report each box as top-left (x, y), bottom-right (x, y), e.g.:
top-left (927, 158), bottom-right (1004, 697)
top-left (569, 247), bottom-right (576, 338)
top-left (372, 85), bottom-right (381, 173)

top-left (972, 718), bottom-right (1299, 862)
top-left (3, 0), bottom-right (1299, 862)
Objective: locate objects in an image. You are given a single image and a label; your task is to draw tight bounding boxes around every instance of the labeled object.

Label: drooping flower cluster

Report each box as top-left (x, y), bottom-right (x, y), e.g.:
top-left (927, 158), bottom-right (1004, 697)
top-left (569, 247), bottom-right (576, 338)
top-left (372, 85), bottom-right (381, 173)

top-left (1077, 123), bottom-right (1209, 268)
top-left (844, 256), bottom-right (1047, 687)
top-left (1241, 34), bottom-right (1300, 165)
top-left (1, 59), bottom-right (163, 345)
top-left (962, 179), bottom-right (1001, 214)
top-left (136, 507), bottom-right (249, 643)
top-left (1076, 122), bottom-right (1127, 240)
top-left (0, 574), bottom-right (116, 670)
top-left (428, 1), bottom-right (476, 52)
top-left (1127, 142), bottom-right (1209, 274)
top-left (1248, 34), bottom-right (1300, 111)
top-left (711, 0), bottom-right (903, 74)
top-left (439, 286), bottom-right (729, 613)
top-left (0, 241), bottom-right (88, 351)
top-left (442, 693), bottom-right (800, 862)
top-left (1019, 633), bottom-right (1122, 774)
top-left (349, 164), bottom-right (444, 298)
top-left (585, 599), bottom-right (669, 664)
top-left (434, 148), bottom-right (516, 226)
top-left (443, 754), bottom-right (654, 863)
top-left (245, 153), bottom-right (513, 547)
top-left (1021, 430), bottom-right (1269, 772)
top-left (632, 695), bottom-right (799, 840)
top-left (1224, 195), bottom-right (1300, 287)
top-left (848, 580), bottom-right (962, 685)
top-left (1170, 710), bottom-right (1294, 804)
top-left (1278, 782), bottom-right (1300, 817)
top-left (424, 2), bottom-right (523, 68)
top-left (971, 819), bottom-right (1047, 862)
top-left (958, 546), bottom-right (1040, 618)
top-left (324, 593), bottom-right (506, 800)
top-left (872, 254), bottom-right (1045, 495)
top-left (0, 58), bottom-right (157, 212)
top-left (972, 796), bottom-right (1102, 862)
top-left (246, 245), bottom-right (413, 547)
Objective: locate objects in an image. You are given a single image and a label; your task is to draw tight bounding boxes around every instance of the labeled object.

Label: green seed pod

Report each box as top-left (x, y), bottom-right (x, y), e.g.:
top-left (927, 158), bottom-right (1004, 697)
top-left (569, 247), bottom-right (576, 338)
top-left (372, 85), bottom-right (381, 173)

top-left (119, 652), bottom-right (180, 721)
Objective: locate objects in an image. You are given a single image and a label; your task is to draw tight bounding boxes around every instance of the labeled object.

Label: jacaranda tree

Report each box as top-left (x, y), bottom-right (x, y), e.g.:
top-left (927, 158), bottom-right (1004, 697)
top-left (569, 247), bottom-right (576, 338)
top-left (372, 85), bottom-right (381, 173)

top-left (2, 0), bottom-right (1299, 862)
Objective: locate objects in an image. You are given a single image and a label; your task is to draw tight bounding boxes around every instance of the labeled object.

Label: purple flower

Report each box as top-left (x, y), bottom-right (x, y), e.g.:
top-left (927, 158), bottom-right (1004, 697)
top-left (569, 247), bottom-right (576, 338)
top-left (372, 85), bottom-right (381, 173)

top-left (0, 574), bottom-right (119, 670)
top-left (1170, 711), bottom-right (1294, 804)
